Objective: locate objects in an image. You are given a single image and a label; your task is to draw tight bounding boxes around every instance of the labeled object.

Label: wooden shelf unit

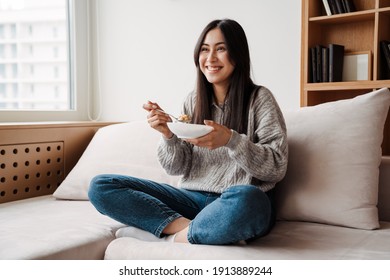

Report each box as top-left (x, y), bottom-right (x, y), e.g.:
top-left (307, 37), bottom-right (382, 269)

top-left (301, 0), bottom-right (390, 155)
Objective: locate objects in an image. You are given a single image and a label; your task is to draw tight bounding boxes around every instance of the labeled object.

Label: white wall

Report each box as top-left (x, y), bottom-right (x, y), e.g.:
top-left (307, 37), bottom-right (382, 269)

top-left (91, 0), bottom-right (301, 121)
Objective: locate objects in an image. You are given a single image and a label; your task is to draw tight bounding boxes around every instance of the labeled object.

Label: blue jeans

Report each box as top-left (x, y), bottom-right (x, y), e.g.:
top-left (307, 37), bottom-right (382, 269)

top-left (88, 174), bottom-right (275, 245)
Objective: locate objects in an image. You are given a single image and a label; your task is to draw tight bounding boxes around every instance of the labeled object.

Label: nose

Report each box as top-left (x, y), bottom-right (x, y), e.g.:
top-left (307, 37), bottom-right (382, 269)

top-left (206, 50), bottom-right (217, 62)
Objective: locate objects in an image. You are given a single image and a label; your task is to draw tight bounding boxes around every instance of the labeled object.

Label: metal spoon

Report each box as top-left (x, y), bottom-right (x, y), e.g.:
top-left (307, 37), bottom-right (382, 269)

top-left (155, 109), bottom-right (180, 122)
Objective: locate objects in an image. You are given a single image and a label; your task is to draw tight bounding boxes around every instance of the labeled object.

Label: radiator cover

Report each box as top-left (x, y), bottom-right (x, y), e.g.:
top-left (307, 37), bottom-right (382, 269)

top-left (0, 142), bottom-right (64, 203)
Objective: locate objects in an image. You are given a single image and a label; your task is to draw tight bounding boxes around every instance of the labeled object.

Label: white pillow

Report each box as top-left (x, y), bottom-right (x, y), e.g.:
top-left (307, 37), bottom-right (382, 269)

top-left (276, 88), bottom-right (390, 230)
top-left (53, 121), bottom-right (180, 200)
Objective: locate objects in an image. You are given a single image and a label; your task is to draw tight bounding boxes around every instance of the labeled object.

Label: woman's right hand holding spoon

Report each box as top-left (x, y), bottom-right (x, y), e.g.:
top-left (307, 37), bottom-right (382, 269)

top-left (142, 101), bottom-right (174, 139)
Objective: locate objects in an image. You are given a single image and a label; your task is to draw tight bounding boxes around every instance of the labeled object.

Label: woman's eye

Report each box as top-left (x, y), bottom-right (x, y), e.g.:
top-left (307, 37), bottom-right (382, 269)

top-left (217, 46), bottom-right (226, 51)
top-left (201, 47), bottom-right (209, 52)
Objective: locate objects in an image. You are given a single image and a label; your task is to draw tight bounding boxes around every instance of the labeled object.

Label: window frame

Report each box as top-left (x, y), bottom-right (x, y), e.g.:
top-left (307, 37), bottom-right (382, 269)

top-left (0, 0), bottom-right (90, 122)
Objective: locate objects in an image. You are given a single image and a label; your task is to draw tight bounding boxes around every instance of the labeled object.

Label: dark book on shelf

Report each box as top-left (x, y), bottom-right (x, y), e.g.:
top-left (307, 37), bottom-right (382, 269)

top-left (322, 47), bottom-right (329, 82)
top-left (341, 0), bottom-right (348, 12)
top-left (328, 44), bottom-right (344, 82)
top-left (388, 42), bottom-right (390, 62)
top-left (381, 40), bottom-right (390, 69)
top-left (335, 0), bottom-right (346, 13)
top-left (380, 40), bottom-right (390, 79)
top-left (328, 0), bottom-right (338, 14)
top-left (309, 47), bottom-right (317, 83)
top-left (343, 0), bottom-right (356, 12)
top-left (316, 45), bottom-right (324, 82)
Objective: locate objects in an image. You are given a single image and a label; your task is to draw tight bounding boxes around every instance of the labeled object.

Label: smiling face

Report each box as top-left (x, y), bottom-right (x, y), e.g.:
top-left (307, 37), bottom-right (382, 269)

top-left (198, 28), bottom-right (235, 95)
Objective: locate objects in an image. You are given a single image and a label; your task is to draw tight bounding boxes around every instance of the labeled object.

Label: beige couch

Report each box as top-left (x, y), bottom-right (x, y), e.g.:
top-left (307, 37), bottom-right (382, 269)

top-left (105, 156), bottom-right (390, 260)
top-left (1, 88), bottom-right (389, 260)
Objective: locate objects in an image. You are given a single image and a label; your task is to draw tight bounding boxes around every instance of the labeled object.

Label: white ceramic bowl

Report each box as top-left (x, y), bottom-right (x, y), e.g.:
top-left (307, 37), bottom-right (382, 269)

top-left (167, 122), bottom-right (213, 139)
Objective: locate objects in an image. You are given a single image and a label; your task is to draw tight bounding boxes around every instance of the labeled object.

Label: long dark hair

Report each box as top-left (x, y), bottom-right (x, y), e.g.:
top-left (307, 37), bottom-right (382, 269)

top-left (193, 19), bottom-right (257, 134)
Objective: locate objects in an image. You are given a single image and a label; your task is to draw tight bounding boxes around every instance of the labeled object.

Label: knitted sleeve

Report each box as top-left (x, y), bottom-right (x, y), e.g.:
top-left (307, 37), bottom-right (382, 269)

top-left (225, 87), bottom-right (288, 184)
top-left (157, 92), bottom-right (195, 176)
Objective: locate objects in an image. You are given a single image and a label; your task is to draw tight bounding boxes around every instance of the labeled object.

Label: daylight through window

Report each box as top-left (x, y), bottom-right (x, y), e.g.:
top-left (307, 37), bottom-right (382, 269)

top-left (0, 0), bottom-right (73, 111)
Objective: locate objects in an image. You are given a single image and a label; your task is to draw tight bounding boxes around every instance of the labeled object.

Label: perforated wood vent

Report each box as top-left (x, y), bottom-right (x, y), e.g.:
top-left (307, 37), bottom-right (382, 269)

top-left (0, 142), bottom-right (64, 203)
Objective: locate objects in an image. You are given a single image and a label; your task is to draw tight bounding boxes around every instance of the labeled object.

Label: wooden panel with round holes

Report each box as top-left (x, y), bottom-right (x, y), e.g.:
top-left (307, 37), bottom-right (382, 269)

top-left (0, 142), bottom-right (64, 203)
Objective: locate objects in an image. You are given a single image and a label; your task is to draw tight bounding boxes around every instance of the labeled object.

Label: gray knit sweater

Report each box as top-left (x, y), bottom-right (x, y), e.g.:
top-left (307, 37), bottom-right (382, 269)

top-left (157, 86), bottom-right (288, 193)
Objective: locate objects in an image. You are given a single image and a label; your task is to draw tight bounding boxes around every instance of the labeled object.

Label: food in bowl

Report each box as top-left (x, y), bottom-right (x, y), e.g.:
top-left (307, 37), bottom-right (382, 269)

top-left (178, 114), bottom-right (191, 123)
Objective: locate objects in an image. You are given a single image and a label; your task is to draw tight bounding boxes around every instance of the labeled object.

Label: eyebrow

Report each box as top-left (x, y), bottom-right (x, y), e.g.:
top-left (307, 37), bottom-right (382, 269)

top-left (201, 42), bottom-right (225, 46)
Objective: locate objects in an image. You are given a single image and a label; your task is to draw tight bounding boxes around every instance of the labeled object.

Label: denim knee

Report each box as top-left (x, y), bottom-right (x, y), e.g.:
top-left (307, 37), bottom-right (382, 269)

top-left (225, 185), bottom-right (273, 236)
top-left (188, 185), bottom-right (274, 244)
top-left (88, 174), bottom-right (116, 213)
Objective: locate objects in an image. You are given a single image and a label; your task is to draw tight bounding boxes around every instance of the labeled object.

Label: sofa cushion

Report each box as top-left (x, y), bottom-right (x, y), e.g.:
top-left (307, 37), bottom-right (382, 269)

top-left (0, 195), bottom-right (124, 259)
top-left (276, 88), bottom-right (390, 230)
top-left (53, 121), bottom-right (180, 200)
top-left (104, 221), bottom-right (390, 260)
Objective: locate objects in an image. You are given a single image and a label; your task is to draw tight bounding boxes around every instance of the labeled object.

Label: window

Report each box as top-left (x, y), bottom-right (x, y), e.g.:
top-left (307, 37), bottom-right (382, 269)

top-left (0, 0), bottom-right (74, 112)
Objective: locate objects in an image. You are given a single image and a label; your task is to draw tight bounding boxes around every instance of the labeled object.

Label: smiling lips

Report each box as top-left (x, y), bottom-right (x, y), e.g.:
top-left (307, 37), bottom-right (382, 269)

top-left (206, 66), bottom-right (223, 72)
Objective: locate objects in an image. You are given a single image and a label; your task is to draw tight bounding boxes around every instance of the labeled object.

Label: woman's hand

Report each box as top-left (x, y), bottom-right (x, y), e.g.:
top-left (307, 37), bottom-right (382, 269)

top-left (142, 101), bottom-right (174, 139)
top-left (183, 120), bottom-right (232, 150)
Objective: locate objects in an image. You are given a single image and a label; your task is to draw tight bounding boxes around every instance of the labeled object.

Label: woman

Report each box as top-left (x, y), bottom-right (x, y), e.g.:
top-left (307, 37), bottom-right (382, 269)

top-left (88, 19), bottom-right (288, 245)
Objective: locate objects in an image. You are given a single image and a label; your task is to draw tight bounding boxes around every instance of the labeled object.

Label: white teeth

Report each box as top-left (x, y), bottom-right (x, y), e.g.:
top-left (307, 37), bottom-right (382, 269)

top-left (207, 66), bottom-right (221, 71)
